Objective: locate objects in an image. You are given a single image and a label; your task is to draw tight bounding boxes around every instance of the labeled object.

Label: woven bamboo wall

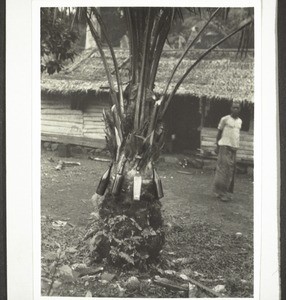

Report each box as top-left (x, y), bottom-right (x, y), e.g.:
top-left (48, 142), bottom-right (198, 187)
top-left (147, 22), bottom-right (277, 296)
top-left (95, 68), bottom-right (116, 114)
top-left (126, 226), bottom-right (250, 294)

top-left (201, 127), bottom-right (253, 161)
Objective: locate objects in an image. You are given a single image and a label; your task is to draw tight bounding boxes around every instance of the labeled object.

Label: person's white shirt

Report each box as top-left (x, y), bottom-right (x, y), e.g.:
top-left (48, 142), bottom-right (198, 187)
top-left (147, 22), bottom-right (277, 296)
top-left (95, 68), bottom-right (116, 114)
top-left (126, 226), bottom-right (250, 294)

top-left (218, 115), bottom-right (242, 149)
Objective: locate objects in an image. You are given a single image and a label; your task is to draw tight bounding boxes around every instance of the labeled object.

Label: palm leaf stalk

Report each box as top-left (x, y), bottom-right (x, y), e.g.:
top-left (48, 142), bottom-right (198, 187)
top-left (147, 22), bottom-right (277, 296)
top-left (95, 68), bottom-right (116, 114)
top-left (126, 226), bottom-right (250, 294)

top-left (160, 16), bottom-right (253, 118)
top-left (140, 9), bottom-right (157, 128)
top-left (161, 8), bottom-right (221, 99)
top-left (134, 8), bottom-right (152, 130)
top-left (148, 8), bottom-right (174, 90)
top-left (84, 9), bottom-right (120, 113)
top-left (91, 8), bottom-right (125, 116)
top-left (124, 8), bottom-right (136, 84)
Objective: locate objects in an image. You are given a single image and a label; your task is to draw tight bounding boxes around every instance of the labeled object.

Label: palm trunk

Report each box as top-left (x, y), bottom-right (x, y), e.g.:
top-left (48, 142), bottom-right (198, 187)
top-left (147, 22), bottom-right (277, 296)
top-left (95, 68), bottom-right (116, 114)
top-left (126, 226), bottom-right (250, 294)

top-left (85, 8), bottom-right (253, 268)
top-left (90, 160), bottom-right (165, 266)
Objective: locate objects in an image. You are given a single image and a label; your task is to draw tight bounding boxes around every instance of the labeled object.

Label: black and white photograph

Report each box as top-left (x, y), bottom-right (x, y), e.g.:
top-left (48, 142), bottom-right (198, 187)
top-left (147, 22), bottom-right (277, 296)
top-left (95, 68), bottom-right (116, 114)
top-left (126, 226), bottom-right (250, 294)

top-left (38, 6), bottom-right (257, 298)
top-left (4, 0), bottom-right (283, 298)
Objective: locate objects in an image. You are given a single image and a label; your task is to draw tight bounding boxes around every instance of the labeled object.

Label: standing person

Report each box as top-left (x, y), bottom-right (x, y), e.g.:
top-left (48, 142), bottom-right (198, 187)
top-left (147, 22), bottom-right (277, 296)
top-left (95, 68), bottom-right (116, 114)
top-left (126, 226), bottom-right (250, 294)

top-left (213, 101), bottom-right (242, 202)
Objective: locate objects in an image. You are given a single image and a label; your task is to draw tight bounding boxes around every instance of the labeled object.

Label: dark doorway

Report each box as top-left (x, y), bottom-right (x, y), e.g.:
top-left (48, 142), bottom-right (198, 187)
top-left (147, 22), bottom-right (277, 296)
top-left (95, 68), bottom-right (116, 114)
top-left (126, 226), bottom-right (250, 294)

top-left (204, 99), bottom-right (252, 132)
top-left (164, 96), bottom-right (201, 153)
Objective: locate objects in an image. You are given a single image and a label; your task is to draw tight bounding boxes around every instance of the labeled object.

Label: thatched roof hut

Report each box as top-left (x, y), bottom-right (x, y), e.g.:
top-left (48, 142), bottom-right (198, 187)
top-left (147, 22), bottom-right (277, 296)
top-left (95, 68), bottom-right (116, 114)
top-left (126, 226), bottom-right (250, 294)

top-left (41, 49), bottom-right (254, 104)
top-left (41, 49), bottom-right (254, 159)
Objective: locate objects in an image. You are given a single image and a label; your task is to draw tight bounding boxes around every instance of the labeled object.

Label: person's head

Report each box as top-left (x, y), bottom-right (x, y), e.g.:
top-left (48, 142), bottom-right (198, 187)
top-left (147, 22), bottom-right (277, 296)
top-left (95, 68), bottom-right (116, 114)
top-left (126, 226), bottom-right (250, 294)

top-left (230, 101), bottom-right (241, 118)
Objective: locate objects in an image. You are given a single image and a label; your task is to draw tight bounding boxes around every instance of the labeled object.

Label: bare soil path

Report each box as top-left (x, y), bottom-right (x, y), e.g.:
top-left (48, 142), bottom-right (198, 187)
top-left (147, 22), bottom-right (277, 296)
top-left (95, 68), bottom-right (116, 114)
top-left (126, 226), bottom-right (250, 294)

top-left (41, 151), bottom-right (253, 236)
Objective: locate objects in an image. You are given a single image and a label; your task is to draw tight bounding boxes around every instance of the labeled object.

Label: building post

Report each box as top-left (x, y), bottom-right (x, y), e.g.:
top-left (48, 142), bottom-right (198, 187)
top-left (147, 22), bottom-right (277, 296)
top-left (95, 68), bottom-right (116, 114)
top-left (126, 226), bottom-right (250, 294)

top-left (85, 8), bottom-right (101, 50)
top-left (199, 96), bottom-right (206, 131)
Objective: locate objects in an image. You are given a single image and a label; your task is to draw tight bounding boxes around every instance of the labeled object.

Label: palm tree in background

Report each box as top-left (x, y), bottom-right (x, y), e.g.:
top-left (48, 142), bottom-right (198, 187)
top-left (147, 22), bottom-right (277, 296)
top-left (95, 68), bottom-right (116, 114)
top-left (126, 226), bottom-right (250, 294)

top-left (41, 7), bottom-right (254, 267)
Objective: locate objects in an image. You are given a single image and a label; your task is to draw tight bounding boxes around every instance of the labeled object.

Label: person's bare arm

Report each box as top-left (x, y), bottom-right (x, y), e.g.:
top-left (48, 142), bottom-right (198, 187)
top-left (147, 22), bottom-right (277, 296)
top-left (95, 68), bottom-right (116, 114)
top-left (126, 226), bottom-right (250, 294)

top-left (216, 129), bottom-right (223, 145)
top-left (215, 117), bottom-right (225, 154)
top-left (215, 129), bottom-right (223, 154)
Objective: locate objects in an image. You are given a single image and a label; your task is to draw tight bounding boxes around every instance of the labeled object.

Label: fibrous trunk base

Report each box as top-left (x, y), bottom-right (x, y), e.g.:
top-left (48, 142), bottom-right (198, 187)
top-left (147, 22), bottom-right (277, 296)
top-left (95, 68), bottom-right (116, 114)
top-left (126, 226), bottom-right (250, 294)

top-left (88, 179), bottom-right (165, 268)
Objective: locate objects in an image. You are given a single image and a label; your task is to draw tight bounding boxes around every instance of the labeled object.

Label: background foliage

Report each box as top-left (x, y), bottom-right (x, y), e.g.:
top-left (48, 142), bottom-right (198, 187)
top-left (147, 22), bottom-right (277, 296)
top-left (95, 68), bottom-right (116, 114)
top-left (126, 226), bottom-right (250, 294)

top-left (41, 8), bottom-right (79, 75)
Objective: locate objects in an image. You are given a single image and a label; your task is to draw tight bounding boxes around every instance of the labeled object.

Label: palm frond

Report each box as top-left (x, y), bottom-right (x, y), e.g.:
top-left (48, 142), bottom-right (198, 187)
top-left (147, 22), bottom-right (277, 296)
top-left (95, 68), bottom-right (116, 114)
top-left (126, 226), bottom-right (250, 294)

top-left (160, 16), bottom-right (253, 117)
top-left (84, 8), bottom-right (120, 111)
top-left (161, 8), bottom-right (221, 99)
top-left (148, 8), bottom-right (174, 89)
top-left (90, 8), bottom-right (124, 116)
top-left (134, 8), bottom-right (153, 130)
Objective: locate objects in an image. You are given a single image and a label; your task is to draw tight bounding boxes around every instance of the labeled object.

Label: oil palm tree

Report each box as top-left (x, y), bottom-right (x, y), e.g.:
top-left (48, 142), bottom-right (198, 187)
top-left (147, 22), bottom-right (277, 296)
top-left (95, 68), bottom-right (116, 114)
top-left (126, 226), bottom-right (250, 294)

top-left (42, 7), bottom-right (253, 267)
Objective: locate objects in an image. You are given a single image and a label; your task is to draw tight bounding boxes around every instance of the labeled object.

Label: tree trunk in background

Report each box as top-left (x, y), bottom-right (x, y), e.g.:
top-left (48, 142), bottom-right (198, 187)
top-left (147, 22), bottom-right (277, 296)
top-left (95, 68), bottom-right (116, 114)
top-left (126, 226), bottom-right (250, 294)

top-left (85, 10), bottom-right (100, 50)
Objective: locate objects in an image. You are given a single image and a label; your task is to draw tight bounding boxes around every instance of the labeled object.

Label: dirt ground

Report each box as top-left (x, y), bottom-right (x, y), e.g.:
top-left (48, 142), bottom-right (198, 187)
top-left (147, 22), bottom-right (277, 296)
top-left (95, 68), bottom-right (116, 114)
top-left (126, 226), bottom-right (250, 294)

top-left (41, 149), bottom-right (254, 298)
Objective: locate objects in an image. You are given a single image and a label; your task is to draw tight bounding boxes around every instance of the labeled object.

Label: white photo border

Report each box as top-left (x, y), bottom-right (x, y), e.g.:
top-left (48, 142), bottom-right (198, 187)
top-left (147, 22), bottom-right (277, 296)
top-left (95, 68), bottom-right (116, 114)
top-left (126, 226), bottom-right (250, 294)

top-left (6, 0), bottom-right (280, 299)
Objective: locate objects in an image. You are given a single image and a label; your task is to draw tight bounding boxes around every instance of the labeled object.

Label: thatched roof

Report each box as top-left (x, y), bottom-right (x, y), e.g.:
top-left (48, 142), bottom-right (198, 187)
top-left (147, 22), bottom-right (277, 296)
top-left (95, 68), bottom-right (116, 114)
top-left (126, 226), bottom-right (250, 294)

top-left (41, 49), bottom-right (254, 103)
